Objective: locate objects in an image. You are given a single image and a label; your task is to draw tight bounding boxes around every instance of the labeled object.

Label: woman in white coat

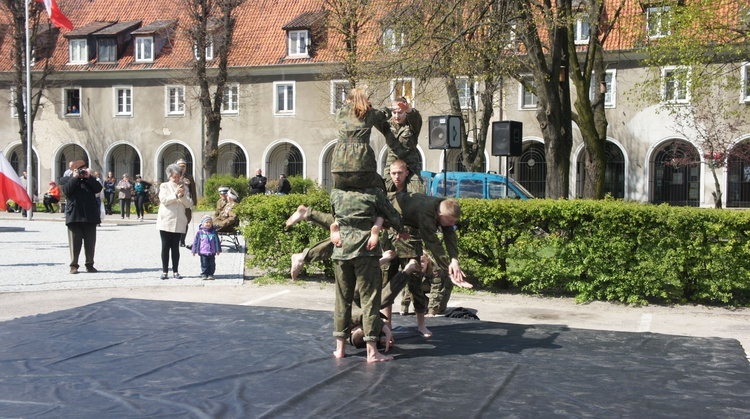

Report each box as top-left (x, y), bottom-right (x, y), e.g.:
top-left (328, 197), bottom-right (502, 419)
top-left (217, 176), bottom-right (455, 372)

top-left (156, 163), bottom-right (193, 280)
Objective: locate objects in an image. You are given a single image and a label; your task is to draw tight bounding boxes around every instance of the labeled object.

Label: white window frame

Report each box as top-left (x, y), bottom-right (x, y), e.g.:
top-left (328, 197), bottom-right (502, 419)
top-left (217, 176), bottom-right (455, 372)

top-left (194, 36), bottom-right (214, 61)
top-left (456, 77), bottom-right (479, 110)
top-left (519, 76), bottom-right (537, 110)
top-left (63, 87), bottom-right (82, 117)
top-left (287, 30), bottom-right (310, 58)
top-left (9, 87), bottom-right (26, 119)
top-left (330, 80), bottom-right (351, 114)
top-left (273, 81), bottom-right (295, 116)
top-left (662, 66), bottom-right (690, 104)
top-left (383, 27), bottom-right (405, 51)
top-left (646, 5), bottom-right (671, 39)
top-left (68, 39), bottom-right (88, 64)
top-left (574, 15), bottom-right (590, 45)
top-left (114, 86), bottom-right (133, 116)
top-left (134, 37), bottom-right (154, 62)
top-left (222, 83), bottom-right (240, 114)
top-left (741, 63), bottom-right (750, 103)
top-left (165, 85), bottom-right (185, 116)
top-left (391, 78), bottom-right (414, 104)
top-left (589, 69), bottom-right (617, 108)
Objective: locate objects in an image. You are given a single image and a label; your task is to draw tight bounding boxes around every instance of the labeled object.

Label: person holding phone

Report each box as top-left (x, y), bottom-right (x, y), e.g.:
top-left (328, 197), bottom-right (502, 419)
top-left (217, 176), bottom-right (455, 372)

top-left (156, 163), bottom-right (193, 280)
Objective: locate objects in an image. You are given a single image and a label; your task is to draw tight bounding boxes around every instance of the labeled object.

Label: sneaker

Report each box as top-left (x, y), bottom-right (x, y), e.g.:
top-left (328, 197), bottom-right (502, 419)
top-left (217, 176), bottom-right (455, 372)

top-left (206, 275), bottom-right (215, 281)
top-left (70, 267), bottom-right (79, 274)
top-left (201, 275), bottom-right (208, 280)
top-left (139, 218), bottom-right (144, 222)
top-left (173, 273), bottom-right (182, 279)
top-left (160, 273), bottom-right (168, 280)
top-left (86, 267), bottom-right (98, 273)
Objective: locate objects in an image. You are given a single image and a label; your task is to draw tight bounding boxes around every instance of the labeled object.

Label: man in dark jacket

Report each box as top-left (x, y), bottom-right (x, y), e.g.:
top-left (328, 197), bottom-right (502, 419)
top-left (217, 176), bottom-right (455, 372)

top-left (60, 160), bottom-right (102, 274)
top-left (248, 168), bottom-right (267, 195)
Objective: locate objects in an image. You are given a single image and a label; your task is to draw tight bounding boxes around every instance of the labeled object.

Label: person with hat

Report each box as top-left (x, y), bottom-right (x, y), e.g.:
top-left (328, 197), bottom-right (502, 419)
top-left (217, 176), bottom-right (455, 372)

top-left (60, 160), bottom-right (102, 274)
top-left (192, 215), bottom-right (221, 280)
top-left (175, 159), bottom-right (197, 246)
top-left (215, 186), bottom-right (230, 215)
top-left (133, 174), bottom-right (152, 222)
top-left (214, 187), bottom-right (240, 233)
top-left (42, 181), bottom-right (61, 213)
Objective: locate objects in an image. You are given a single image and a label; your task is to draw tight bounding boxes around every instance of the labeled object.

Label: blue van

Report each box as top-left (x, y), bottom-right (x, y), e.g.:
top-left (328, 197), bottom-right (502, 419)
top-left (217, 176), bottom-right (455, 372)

top-left (421, 171), bottom-right (535, 200)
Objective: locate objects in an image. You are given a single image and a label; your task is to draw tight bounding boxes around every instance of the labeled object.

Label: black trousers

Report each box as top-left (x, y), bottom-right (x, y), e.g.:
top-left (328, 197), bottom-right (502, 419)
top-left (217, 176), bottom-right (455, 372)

top-left (160, 230), bottom-right (182, 273)
top-left (67, 222), bottom-right (97, 268)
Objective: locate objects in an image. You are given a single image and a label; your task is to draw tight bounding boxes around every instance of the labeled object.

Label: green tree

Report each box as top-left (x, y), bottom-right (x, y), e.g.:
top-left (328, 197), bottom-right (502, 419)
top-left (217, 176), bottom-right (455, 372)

top-left (635, 0), bottom-right (750, 208)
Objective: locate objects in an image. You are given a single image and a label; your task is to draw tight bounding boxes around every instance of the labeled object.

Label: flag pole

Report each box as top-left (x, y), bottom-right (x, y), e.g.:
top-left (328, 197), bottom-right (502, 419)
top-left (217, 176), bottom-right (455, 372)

top-left (24, 0), bottom-right (33, 220)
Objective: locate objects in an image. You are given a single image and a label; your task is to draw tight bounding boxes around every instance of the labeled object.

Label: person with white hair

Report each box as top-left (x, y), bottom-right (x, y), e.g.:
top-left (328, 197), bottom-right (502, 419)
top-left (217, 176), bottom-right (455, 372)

top-left (214, 187), bottom-right (240, 233)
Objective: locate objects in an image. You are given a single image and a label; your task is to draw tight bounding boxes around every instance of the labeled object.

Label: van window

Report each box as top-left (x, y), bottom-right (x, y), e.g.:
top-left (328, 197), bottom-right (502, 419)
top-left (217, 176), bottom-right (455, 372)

top-left (458, 179), bottom-right (483, 198)
top-left (488, 181), bottom-right (507, 199)
top-left (435, 179), bottom-right (458, 197)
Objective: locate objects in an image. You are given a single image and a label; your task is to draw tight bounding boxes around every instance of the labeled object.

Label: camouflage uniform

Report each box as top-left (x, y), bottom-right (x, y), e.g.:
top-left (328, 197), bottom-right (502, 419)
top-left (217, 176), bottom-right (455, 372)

top-left (392, 193), bottom-right (460, 315)
top-left (330, 188), bottom-right (403, 343)
top-left (384, 108), bottom-right (425, 194)
top-left (300, 209), bottom-right (334, 263)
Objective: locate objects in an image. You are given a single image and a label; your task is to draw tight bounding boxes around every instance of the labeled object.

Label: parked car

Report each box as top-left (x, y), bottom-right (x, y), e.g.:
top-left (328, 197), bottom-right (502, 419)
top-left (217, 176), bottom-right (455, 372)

top-left (421, 170), bottom-right (535, 200)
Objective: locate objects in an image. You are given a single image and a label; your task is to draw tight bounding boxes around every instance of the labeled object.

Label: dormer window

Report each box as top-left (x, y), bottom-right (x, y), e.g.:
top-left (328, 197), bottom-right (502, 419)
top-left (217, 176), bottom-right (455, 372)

top-left (69, 39), bottom-right (88, 64)
top-left (194, 35), bottom-right (214, 61)
top-left (574, 15), bottom-right (590, 44)
top-left (646, 5), bottom-right (671, 38)
top-left (135, 37), bottom-right (153, 62)
top-left (282, 10), bottom-right (327, 60)
top-left (287, 30), bottom-right (309, 58)
top-left (383, 27), bottom-right (405, 51)
top-left (131, 20), bottom-right (178, 64)
top-left (98, 38), bottom-right (117, 62)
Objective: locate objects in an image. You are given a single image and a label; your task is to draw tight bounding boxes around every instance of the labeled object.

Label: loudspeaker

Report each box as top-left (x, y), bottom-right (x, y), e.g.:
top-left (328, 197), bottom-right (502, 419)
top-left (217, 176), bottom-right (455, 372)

top-left (492, 120), bottom-right (523, 156)
top-left (429, 115), bottom-right (462, 149)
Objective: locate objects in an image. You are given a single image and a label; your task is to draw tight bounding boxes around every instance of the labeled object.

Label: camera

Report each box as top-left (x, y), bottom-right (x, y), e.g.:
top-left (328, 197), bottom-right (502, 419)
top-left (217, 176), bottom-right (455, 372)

top-left (76, 168), bottom-right (84, 175)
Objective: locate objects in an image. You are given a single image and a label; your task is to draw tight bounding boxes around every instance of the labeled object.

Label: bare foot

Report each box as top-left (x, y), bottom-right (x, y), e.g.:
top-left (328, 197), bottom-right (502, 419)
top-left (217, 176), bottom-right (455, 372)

top-left (379, 250), bottom-right (396, 266)
top-left (330, 222), bottom-right (342, 247)
top-left (285, 205), bottom-right (308, 227)
top-left (366, 225), bottom-right (380, 250)
top-left (366, 342), bottom-right (394, 363)
top-left (333, 338), bottom-right (346, 358)
top-left (418, 325), bottom-right (433, 338)
top-left (403, 259), bottom-right (418, 275)
top-left (290, 252), bottom-right (305, 280)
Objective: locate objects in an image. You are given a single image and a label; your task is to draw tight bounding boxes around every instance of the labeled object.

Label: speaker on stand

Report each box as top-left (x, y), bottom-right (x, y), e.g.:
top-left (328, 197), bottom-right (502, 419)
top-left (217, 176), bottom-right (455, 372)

top-left (429, 115), bottom-right (463, 197)
top-left (492, 121), bottom-right (523, 197)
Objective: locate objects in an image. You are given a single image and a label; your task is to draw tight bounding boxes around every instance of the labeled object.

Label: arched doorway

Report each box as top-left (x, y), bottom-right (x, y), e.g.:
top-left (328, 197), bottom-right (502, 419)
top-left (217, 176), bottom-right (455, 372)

top-left (321, 145), bottom-right (334, 191)
top-left (575, 142), bottom-right (626, 199)
top-left (267, 143), bottom-right (303, 179)
top-left (726, 139), bottom-right (750, 208)
top-left (6, 144), bottom-right (39, 194)
top-left (509, 142), bottom-right (546, 198)
top-left (218, 143), bottom-right (248, 178)
top-left (107, 144), bottom-right (141, 179)
top-left (158, 143), bottom-right (193, 183)
top-left (56, 144), bottom-right (88, 181)
top-left (650, 140), bottom-right (700, 206)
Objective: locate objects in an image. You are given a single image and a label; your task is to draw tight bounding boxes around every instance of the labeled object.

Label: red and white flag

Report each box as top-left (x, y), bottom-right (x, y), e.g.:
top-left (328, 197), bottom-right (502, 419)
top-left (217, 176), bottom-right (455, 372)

top-left (34, 0), bottom-right (73, 31)
top-left (0, 152), bottom-right (32, 211)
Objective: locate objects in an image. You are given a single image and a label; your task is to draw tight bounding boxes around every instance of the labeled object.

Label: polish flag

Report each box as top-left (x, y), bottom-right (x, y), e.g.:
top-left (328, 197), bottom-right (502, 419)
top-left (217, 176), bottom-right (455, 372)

top-left (34, 0), bottom-right (74, 31)
top-left (0, 152), bottom-right (32, 212)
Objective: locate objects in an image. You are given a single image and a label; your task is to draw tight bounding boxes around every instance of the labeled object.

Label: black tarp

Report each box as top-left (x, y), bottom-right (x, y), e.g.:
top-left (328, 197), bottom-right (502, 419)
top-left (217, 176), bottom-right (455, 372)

top-left (0, 298), bottom-right (748, 417)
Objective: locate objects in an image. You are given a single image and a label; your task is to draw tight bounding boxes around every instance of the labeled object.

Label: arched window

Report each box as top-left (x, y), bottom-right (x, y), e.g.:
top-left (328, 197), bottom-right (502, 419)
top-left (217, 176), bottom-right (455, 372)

top-left (575, 142), bottom-right (625, 199)
top-left (268, 143), bottom-right (303, 179)
top-left (650, 140), bottom-right (700, 207)
top-left (726, 139), bottom-right (750, 208)
top-left (57, 144), bottom-right (87, 181)
top-left (509, 142), bottom-right (546, 198)
top-left (218, 143), bottom-right (247, 177)
top-left (108, 144), bottom-right (141, 180)
top-left (159, 144), bottom-right (193, 182)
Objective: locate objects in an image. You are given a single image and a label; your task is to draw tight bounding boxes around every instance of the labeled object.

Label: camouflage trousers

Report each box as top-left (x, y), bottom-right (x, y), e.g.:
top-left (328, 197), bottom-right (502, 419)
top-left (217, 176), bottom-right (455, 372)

top-left (333, 256), bottom-right (383, 342)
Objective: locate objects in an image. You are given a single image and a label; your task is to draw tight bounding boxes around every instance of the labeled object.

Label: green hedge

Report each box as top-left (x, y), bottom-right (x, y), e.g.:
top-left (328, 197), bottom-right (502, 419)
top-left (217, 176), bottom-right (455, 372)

top-left (238, 192), bottom-right (750, 306)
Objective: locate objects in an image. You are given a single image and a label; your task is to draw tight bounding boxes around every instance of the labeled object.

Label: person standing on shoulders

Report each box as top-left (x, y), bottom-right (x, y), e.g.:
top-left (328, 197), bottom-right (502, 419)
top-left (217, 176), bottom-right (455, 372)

top-left (60, 160), bottom-right (102, 274)
top-left (248, 168), bottom-right (267, 195)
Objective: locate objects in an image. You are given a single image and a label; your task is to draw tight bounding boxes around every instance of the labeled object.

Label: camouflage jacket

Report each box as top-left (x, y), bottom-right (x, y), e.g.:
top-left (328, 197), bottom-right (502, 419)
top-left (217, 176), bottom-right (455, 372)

top-left (331, 188), bottom-right (403, 260)
top-left (384, 108), bottom-right (423, 175)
